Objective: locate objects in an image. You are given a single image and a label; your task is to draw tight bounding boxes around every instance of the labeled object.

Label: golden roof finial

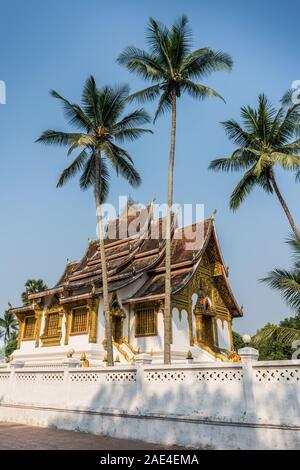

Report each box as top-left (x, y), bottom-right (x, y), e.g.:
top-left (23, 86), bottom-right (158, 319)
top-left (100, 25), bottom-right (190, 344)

top-left (186, 350), bottom-right (193, 360)
top-left (211, 209), bottom-right (217, 220)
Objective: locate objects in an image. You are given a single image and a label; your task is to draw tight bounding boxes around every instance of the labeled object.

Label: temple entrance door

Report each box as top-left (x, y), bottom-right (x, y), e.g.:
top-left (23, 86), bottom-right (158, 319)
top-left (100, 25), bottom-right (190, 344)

top-left (201, 315), bottom-right (215, 350)
top-left (112, 316), bottom-right (123, 343)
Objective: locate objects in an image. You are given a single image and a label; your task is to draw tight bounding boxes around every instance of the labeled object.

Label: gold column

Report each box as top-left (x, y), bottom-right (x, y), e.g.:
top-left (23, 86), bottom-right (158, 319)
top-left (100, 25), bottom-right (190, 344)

top-left (16, 316), bottom-right (25, 349)
top-left (64, 306), bottom-right (72, 345)
top-left (194, 304), bottom-right (202, 343)
top-left (88, 298), bottom-right (99, 343)
top-left (34, 305), bottom-right (43, 348)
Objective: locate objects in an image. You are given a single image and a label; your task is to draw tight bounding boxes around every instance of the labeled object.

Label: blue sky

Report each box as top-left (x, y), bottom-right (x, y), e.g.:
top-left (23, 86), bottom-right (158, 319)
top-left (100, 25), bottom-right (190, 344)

top-left (0, 0), bottom-right (299, 334)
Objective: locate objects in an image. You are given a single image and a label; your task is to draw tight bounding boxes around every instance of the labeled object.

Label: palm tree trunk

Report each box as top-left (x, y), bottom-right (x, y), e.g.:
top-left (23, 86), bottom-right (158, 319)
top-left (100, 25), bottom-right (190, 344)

top-left (269, 169), bottom-right (300, 241)
top-left (95, 151), bottom-right (114, 366)
top-left (164, 89), bottom-right (177, 365)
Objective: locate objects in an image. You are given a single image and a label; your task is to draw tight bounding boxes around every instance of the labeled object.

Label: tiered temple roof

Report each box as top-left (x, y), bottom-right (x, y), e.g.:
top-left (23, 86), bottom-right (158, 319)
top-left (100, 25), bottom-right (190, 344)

top-left (11, 205), bottom-right (242, 317)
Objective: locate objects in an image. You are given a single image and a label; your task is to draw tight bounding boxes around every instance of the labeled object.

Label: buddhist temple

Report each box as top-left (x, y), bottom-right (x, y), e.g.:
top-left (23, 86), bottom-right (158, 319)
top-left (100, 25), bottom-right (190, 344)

top-left (10, 204), bottom-right (242, 365)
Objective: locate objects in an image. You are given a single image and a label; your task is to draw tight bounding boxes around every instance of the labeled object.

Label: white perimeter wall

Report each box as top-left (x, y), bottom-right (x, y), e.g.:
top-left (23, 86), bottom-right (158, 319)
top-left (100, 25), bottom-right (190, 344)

top-left (0, 354), bottom-right (300, 449)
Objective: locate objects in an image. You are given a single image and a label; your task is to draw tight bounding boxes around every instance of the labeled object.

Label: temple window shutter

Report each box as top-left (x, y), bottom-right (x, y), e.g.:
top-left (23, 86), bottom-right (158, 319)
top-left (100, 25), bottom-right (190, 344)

top-left (135, 305), bottom-right (157, 336)
top-left (23, 316), bottom-right (36, 339)
top-left (71, 307), bottom-right (88, 334)
top-left (45, 313), bottom-right (59, 336)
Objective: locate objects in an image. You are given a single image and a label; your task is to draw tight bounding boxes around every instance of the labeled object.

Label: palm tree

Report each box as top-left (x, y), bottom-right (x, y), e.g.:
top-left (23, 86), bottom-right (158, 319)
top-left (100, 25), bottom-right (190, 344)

top-left (261, 235), bottom-right (300, 314)
top-left (0, 307), bottom-right (18, 344)
top-left (118, 15), bottom-right (233, 363)
top-left (36, 76), bottom-right (152, 366)
top-left (5, 331), bottom-right (18, 360)
top-left (209, 94), bottom-right (300, 240)
top-left (251, 322), bottom-right (300, 360)
top-left (22, 279), bottom-right (48, 305)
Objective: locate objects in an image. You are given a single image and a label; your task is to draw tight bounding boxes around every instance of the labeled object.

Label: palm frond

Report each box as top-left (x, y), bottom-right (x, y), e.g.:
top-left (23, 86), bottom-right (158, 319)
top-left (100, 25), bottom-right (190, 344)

top-left (252, 324), bottom-right (300, 348)
top-left (100, 83), bottom-right (130, 126)
top-left (286, 235), bottom-right (300, 267)
top-left (282, 138), bottom-right (300, 151)
top-left (182, 80), bottom-right (225, 102)
top-left (117, 47), bottom-right (165, 81)
top-left (257, 94), bottom-right (277, 142)
top-left (57, 150), bottom-right (88, 187)
top-left (103, 142), bottom-right (141, 187)
top-left (274, 103), bottom-right (300, 145)
top-left (229, 169), bottom-right (258, 210)
top-left (113, 109), bottom-right (152, 130)
top-left (82, 75), bottom-right (101, 125)
top-left (271, 152), bottom-right (300, 170)
top-left (113, 128), bottom-right (153, 143)
top-left (50, 90), bottom-right (92, 130)
top-left (262, 269), bottom-right (300, 313)
top-left (153, 89), bottom-right (173, 122)
top-left (169, 14), bottom-right (192, 69)
top-left (221, 120), bottom-right (253, 147)
top-left (126, 84), bottom-right (162, 104)
top-left (209, 152), bottom-right (257, 173)
top-left (252, 154), bottom-right (272, 176)
top-left (146, 17), bottom-right (173, 74)
top-left (80, 153), bottom-right (111, 203)
top-left (35, 130), bottom-right (83, 146)
top-left (181, 48), bottom-right (233, 79)
top-left (281, 89), bottom-right (294, 107)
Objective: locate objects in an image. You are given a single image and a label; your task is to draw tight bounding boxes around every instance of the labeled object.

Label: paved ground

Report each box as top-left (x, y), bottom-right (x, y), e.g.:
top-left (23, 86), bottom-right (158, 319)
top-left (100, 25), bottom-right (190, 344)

top-left (0, 422), bottom-right (182, 450)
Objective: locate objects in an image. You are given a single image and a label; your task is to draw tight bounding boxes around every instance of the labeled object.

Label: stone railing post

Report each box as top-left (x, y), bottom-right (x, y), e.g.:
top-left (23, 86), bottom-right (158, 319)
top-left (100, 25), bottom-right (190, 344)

top-left (134, 354), bottom-right (152, 414)
top-left (238, 346), bottom-right (259, 421)
top-left (6, 361), bottom-right (25, 403)
top-left (63, 359), bottom-right (80, 408)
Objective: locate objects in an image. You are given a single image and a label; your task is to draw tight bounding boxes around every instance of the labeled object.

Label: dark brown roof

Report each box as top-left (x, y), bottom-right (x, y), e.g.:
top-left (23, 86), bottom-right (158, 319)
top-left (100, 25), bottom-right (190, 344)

top-left (11, 205), bottom-right (241, 317)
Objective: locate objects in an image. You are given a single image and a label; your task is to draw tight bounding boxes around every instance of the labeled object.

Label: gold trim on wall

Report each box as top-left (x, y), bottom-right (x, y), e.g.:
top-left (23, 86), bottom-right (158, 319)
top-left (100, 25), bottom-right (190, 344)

top-left (88, 298), bottom-right (99, 343)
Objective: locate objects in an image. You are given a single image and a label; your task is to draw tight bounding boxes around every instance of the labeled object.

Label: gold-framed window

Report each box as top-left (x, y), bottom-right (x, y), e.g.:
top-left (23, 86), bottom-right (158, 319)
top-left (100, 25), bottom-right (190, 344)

top-left (44, 313), bottom-right (60, 337)
top-left (23, 316), bottom-right (36, 340)
top-left (135, 305), bottom-right (157, 337)
top-left (71, 307), bottom-right (88, 335)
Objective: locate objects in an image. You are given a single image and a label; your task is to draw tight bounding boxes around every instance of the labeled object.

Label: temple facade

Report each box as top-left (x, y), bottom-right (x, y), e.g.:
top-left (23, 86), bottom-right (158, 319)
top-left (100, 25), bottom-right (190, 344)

top-left (11, 205), bottom-right (242, 365)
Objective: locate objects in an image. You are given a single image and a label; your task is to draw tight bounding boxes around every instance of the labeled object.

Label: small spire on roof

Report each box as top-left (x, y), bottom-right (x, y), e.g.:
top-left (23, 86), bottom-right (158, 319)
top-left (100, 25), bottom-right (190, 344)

top-left (210, 209), bottom-right (217, 220)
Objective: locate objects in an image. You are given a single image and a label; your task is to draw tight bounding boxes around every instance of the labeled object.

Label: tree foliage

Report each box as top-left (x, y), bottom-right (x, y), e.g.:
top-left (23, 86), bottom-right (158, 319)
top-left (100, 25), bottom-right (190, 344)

top-left (251, 321), bottom-right (300, 360)
top-left (118, 15), bottom-right (232, 121)
top-left (232, 331), bottom-right (244, 351)
top-left (0, 308), bottom-right (18, 344)
top-left (209, 94), bottom-right (300, 238)
top-left (36, 77), bottom-right (151, 199)
top-left (22, 279), bottom-right (48, 305)
top-left (261, 235), bottom-right (300, 314)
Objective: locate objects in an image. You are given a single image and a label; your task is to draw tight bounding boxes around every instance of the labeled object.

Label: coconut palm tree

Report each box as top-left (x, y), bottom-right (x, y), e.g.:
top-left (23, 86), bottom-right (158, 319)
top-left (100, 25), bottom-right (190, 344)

top-left (262, 235), bottom-right (300, 314)
top-left (5, 331), bottom-right (18, 360)
top-left (118, 15), bottom-right (233, 363)
top-left (0, 307), bottom-right (18, 344)
top-left (22, 279), bottom-right (48, 305)
top-left (251, 322), bottom-right (300, 360)
top-left (36, 76), bottom-right (152, 366)
top-left (209, 94), bottom-right (300, 240)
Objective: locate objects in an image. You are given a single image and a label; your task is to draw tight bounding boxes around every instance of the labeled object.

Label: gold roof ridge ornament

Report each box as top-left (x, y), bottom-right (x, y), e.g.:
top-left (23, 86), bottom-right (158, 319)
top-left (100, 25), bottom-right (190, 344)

top-left (186, 350), bottom-right (193, 359)
top-left (210, 208), bottom-right (217, 220)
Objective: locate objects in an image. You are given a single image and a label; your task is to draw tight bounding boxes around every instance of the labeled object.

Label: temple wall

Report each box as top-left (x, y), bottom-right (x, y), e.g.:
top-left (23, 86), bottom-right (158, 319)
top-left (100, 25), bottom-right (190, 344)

top-left (0, 352), bottom-right (299, 449)
top-left (216, 318), bottom-right (231, 350)
top-left (172, 308), bottom-right (190, 351)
